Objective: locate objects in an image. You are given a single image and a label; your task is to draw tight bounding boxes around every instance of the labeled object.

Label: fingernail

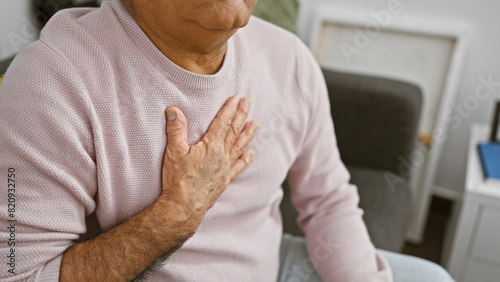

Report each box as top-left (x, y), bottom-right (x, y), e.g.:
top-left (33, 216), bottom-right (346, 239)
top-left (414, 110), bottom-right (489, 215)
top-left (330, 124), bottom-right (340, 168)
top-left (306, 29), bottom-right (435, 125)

top-left (248, 150), bottom-right (255, 161)
top-left (253, 121), bottom-right (260, 130)
top-left (166, 109), bottom-right (177, 121)
top-left (244, 98), bottom-right (251, 109)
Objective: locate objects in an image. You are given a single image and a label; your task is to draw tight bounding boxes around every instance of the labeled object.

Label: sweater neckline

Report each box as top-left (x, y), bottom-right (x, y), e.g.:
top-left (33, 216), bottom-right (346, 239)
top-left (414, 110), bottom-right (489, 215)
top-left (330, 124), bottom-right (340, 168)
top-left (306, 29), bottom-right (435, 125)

top-left (111, 0), bottom-right (234, 91)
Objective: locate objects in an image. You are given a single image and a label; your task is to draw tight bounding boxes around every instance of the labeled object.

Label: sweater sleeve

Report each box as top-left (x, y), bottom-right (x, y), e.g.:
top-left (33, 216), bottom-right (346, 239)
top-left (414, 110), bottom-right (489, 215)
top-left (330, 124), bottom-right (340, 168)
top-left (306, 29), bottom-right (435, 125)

top-left (286, 39), bottom-right (393, 282)
top-left (0, 41), bottom-right (96, 281)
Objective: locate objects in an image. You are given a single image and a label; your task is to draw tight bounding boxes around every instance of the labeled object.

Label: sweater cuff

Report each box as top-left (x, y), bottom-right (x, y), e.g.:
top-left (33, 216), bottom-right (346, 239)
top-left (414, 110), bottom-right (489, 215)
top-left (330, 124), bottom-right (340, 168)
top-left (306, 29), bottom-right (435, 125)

top-left (37, 254), bottom-right (63, 282)
top-left (375, 250), bottom-right (394, 282)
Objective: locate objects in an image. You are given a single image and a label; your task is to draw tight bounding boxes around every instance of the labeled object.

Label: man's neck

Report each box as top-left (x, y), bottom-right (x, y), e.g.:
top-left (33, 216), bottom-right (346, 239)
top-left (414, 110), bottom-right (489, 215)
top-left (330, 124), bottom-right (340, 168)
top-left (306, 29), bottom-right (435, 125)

top-left (121, 0), bottom-right (250, 76)
top-left (145, 31), bottom-right (228, 75)
top-left (130, 12), bottom-right (232, 75)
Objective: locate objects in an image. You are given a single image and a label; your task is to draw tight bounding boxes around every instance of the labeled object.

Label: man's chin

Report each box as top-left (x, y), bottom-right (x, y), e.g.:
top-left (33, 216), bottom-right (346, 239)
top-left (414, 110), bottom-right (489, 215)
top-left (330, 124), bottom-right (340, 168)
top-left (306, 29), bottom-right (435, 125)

top-left (194, 10), bottom-right (253, 31)
top-left (198, 20), bottom-right (250, 31)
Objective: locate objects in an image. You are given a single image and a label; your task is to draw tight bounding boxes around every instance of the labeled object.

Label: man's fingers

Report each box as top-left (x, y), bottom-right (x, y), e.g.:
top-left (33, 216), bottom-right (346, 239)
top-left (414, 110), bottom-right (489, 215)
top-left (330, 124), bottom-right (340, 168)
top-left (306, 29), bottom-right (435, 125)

top-left (165, 107), bottom-right (189, 156)
top-left (225, 97), bottom-right (251, 149)
top-left (230, 149), bottom-right (255, 181)
top-left (230, 121), bottom-right (259, 163)
top-left (203, 95), bottom-right (240, 144)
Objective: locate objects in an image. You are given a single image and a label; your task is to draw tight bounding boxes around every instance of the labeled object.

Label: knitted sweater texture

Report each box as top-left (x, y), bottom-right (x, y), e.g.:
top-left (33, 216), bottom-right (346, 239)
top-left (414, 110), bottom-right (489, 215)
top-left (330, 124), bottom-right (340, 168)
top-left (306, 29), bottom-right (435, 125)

top-left (0, 1), bottom-right (391, 281)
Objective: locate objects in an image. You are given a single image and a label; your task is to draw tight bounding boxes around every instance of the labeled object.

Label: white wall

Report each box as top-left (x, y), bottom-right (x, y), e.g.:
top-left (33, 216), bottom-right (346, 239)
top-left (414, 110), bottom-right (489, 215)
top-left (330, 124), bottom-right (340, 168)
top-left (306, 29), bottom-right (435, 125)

top-left (0, 0), bottom-right (38, 61)
top-left (298, 0), bottom-right (500, 195)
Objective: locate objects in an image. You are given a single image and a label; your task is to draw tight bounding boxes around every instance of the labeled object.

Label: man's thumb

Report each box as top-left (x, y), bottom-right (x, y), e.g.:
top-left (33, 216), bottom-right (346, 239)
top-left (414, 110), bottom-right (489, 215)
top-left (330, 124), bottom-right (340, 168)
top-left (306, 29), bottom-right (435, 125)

top-left (165, 107), bottom-right (188, 154)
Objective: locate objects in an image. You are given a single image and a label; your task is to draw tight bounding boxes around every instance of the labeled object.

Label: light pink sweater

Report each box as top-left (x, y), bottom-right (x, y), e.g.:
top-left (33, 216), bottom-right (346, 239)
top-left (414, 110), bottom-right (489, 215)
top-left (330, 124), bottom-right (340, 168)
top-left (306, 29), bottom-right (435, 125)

top-left (0, 1), bottom-right (392, 281)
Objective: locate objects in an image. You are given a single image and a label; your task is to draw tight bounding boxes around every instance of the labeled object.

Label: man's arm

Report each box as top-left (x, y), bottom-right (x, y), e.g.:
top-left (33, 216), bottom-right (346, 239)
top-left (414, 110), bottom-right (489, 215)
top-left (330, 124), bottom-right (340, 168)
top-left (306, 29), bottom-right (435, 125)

top-left (286, 38), bottom-right (393, 282)
top-left (60, 97), bottom-right (258, 281)
top-left (60, 196), bottom-right (188, 281)
top-left (0, 41), bottom-right (257, 281)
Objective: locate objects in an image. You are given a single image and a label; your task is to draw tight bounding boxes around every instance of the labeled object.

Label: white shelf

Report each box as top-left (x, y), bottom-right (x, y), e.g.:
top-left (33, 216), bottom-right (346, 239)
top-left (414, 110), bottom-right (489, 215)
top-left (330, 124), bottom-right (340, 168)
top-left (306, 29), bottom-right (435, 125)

top-left (447, 123), bottom-right (500, 282)
top-left (466, 123), bottom-right (500, 197)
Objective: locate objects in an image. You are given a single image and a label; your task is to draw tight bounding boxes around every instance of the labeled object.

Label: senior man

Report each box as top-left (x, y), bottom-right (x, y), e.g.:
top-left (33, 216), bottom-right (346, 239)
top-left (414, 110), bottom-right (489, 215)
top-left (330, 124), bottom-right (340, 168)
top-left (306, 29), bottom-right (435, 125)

top-left (0, 0), bottom-right (454, 281)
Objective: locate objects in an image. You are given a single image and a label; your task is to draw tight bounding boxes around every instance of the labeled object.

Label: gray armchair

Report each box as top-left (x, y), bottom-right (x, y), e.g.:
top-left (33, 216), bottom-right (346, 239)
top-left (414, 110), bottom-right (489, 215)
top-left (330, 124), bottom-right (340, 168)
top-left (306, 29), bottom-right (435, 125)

top-left (0, 56), bottom-right (14, 76)
top-left (281, 69), bottom-right (422, 252)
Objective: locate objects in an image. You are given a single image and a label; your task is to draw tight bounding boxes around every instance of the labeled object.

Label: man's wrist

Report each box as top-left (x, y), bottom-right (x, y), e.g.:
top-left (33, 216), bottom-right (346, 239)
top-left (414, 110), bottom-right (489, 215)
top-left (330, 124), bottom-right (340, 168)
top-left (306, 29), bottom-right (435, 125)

top-left (154, 195), bottom-right (200, 241)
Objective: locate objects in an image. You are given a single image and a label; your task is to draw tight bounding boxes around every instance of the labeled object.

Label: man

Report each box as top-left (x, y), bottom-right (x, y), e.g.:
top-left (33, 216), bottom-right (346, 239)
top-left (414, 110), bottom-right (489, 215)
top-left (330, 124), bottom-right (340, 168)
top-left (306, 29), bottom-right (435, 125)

top-left (0, 0), bottom-right (454, 281)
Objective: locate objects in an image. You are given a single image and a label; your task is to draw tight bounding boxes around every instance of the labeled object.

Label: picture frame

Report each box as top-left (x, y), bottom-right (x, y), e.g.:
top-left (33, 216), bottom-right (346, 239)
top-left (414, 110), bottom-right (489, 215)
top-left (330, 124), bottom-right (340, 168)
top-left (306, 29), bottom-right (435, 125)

top-left (308, 5), bottom-right (470, 243)
top-left (489, 101), bottom-right (500, 142)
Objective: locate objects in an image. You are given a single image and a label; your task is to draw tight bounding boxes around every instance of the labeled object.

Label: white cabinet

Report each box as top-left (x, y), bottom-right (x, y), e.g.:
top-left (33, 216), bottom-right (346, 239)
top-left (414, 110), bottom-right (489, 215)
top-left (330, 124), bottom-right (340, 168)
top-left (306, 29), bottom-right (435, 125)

top-left (471, 208), bottom-right (500, 263)
top-left (447, 123), bottom-right (500, 281)
top-left (463, 261), bottom-right (500, 282)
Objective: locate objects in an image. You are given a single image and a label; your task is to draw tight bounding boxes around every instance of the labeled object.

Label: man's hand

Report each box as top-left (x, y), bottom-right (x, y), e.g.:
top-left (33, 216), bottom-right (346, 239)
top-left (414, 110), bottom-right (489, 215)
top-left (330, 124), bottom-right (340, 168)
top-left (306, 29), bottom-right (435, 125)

top-left (60, 95), bottom-right (258, 281)
top-left (160, 95), bottom-right (259, 233)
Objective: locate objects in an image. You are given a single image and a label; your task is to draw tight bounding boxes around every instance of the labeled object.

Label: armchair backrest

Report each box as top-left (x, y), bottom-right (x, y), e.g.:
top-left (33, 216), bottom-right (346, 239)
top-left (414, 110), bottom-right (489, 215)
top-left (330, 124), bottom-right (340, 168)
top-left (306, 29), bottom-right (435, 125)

top-left (0, 56), bottom-right (15, 78)
top-left (323, 69), bottom-right (422, 177)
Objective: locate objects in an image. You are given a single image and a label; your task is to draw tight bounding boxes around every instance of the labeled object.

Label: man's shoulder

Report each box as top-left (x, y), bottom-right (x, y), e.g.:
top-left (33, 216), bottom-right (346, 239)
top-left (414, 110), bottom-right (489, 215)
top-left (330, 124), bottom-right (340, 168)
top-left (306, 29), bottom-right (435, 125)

top-left (236, 16), bottom-right (320, 76)
top-left (236, 16), bottom-right (304, 53)
top-left (234, 16), bottom-right (317, 76)
top-left (38, 3), bottom-right (119, 64)
top-left (33, 2), bottom-right (130, 86)
top-left (244, 16), bottom-right (298, 39)
top-left (40, 6), bottom-right (104, 44)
